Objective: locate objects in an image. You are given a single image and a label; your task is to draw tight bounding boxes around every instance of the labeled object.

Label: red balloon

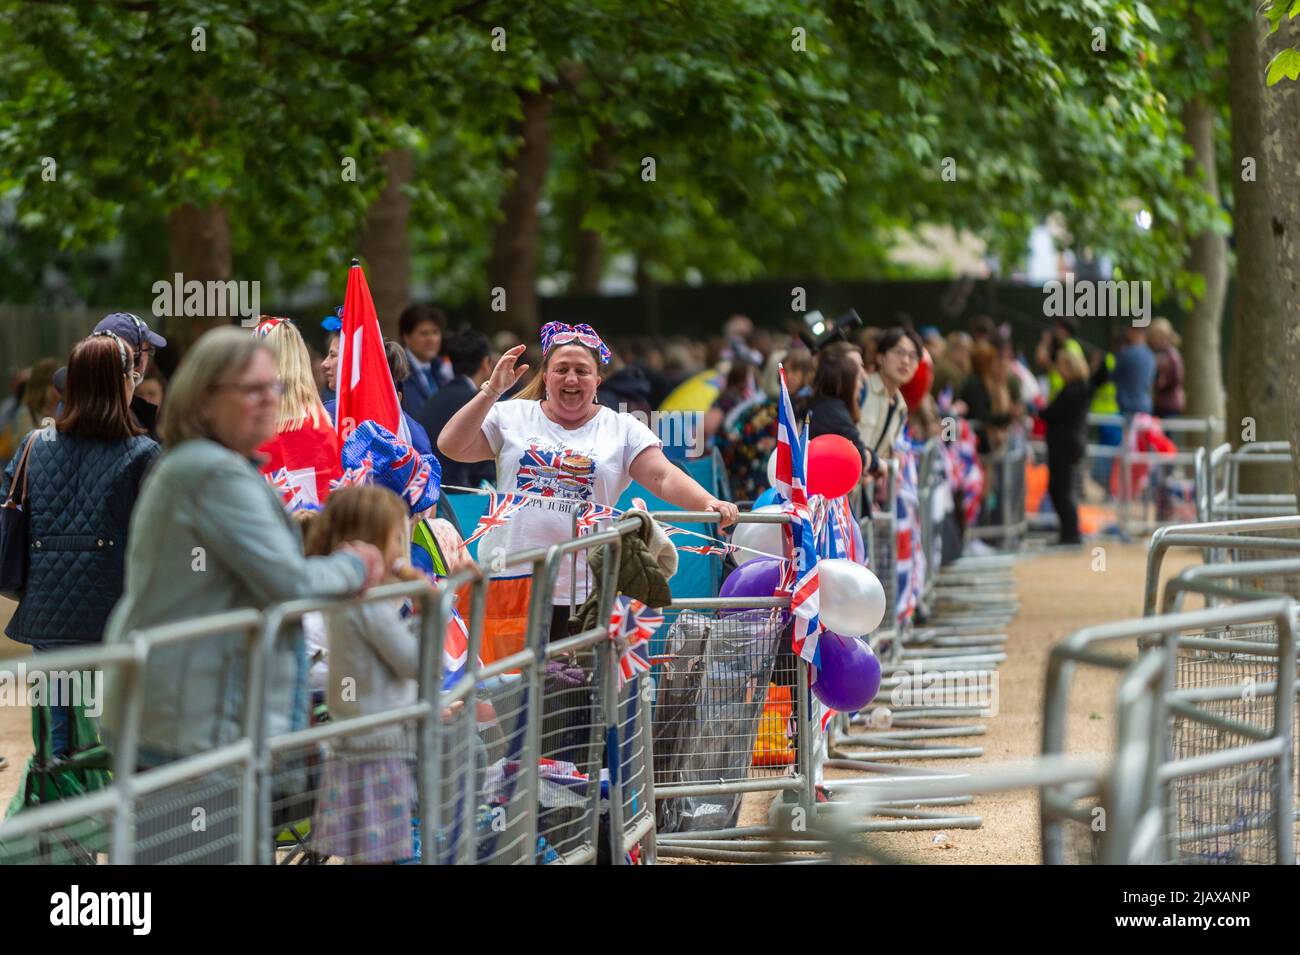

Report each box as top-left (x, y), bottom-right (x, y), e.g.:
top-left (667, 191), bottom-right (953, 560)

top-left (807, 434), bottom-right (863, 499)
top-left (899, 347), bottom-right (934, 409)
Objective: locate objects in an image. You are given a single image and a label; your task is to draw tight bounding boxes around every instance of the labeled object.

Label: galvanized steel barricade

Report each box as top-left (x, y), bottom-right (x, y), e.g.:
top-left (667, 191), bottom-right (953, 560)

top-left (252, 572), bottom-right (485, 865)
top-left (968, 441), bottom-right (1029, 550)
top-left (1041, 598), bottom-right (1296, 865)
top-left (486, 516), bottom-right (652, 864)
top-left (1143, 514), bottom-right (1300, 615)
top-left (1195, 442), bottom-right (1295, 522)
top-left (0, 608), bottom-right (266, 864)
top-left (832, 439), bottom-right (1013, 776)
top-left (628, 509), bottom-right (819, 862)
top-left (820, 653), bottom-right (1169, 864)
top-left (1029, 413), bottom-right (1219, 538)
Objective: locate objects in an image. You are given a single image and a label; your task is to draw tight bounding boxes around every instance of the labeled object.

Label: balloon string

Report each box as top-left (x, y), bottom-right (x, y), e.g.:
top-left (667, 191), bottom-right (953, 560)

top-left (439, 484), bottom-right (789, 561)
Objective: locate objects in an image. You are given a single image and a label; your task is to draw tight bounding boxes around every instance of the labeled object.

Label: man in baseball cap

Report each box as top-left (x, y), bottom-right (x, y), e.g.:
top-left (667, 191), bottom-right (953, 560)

top-left (53, 311), bottom-right (167, 438)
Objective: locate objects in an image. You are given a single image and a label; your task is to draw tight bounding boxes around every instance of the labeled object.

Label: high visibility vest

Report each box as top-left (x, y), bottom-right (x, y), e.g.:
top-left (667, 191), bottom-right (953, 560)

top-left (1089, 352), bottom-right (1118, 415)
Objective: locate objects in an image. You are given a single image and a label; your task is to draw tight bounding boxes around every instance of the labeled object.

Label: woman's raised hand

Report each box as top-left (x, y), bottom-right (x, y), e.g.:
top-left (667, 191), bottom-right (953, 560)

top-left (489, 344), bottom-right (530, 395)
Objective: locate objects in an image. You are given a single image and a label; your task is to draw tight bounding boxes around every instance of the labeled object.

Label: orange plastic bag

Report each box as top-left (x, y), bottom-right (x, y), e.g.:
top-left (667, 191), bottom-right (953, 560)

top-left (752, 683), bottom-right (795, 767)
top-left (1025, 460), bottom-right (1048, 516)
top-left (479, 576), bottom-right (533, 667)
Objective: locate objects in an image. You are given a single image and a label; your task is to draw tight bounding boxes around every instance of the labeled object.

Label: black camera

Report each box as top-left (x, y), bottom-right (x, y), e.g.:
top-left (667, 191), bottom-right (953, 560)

top-left (798, 308), bottom-right (863, 352)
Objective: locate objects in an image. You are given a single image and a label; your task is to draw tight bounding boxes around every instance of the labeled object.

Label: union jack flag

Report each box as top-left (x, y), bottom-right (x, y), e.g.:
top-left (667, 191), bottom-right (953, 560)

top-left (329, 457), bottom-right (374, 492)
top-left (608, 595), bottom-right (664, 689)
top-left (775, 365), bottom-right (823, 667)
top-left (680, 543), bottom-right (736, 558)
top-left (894, 431), bottom-right (925, 624)
top-left (463, 491), bottom-right (530, 547)
top-left (266, 466), bottom-right (316, 511)
top-left (576, 502), bottom-right (620, 532)
top-left (442, 608), bottom-right (472, 689)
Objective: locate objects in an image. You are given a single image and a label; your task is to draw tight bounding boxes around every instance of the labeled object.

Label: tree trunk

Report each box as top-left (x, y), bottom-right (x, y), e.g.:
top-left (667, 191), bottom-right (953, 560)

top-left (1228, 17), bottom-right (1290, 494)
top-left (488, 91), bottom-right (553, 338)
top-left (1262, 18), bottom-right (1300, 500)
top-left (357, 148), bottom-right (414, 338)
top-left (1180, 86), bottom-right (1229, 422)
top-left (635, 255), bottom-right (662, 337)
top-left (574, 222), bottom-right (604, 294)
top-left (163, 203), bottom-right (233, 371)
top-left (573, 132), bottom-right (614, 294)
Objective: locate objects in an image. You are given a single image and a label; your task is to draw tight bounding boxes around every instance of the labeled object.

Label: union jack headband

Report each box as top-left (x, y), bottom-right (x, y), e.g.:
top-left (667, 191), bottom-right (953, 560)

top-left (253, 316), bottom-right (294, 337)
top-left (540, 321), bottom-right (611, 365)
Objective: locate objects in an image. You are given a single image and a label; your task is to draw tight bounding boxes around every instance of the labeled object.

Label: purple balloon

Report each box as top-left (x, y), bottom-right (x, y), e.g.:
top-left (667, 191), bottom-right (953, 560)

top-left (720, 557), bottom-right (783, 602)
top-left (812, 632), bottom-right (882, 712)
top-left (719, 557), bottom-right (787, 622)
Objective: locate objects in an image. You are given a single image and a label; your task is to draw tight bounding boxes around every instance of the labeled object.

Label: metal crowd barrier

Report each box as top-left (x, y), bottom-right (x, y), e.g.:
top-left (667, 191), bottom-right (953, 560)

top-left (1041, 597), bottom-right (1296, 864)
top-left (1195, 442), bottom-right (1295, 523)
top-left (823, 439), bottom-right (1018, 841)
top-left (0, 609), bottom-right (266, 864)
top-left (1027, 413), bottom-right (1220, 539)
top-left (822, 655), bottom-right (1168, 864)
top-left (969, 441), bottom-right (1030, 550)
top-left (0, 517), bottom-right (658, 865)
top-left (1144, 514), bottom-right (1300, 616)
top-left (627, 510), bottom-right (818, 862)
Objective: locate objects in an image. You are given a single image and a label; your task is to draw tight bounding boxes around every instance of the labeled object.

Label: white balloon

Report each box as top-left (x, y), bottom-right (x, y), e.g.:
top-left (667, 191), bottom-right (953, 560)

top-left (731, 504), bottom-right (784, 565)
top-left (766, 449), bottom-right (778, 490)
top-left (818, 558), bottom-right (886, 637)
top-left (870, 706), bottom-right (893, 730)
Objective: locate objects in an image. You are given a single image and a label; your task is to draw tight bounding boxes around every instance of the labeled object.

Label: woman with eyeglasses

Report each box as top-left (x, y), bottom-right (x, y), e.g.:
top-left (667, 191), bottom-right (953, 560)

top-left (99, 327), bottom-right (385, 860)
top-left (858, 326), bottom-right (924, 477)
top-left (2, 333), bottom-right (160, 762)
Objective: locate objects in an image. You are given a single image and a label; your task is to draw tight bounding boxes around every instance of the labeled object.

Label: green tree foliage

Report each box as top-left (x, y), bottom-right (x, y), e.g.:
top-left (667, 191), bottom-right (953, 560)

top-left (0, 0), bottom-right (1225, 322)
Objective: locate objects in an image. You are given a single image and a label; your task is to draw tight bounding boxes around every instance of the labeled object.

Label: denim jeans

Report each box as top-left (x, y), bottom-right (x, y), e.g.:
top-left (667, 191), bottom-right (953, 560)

top-left (29, 641), bottom-right (71, 758)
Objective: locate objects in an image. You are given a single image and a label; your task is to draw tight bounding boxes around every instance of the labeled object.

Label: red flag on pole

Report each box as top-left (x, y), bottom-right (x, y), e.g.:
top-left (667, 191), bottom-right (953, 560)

top-left (335, 259), bottom-right (406, 442)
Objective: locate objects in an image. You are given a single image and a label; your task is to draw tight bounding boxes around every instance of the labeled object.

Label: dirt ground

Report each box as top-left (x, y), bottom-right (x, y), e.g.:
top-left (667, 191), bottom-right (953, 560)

top-left (0, 542), bottom-right (1200, 859)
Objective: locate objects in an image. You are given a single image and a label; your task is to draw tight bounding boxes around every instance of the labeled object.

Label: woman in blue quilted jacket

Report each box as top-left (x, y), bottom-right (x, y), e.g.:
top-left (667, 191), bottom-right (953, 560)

top-left (2, 332), bottom-right (160, 757)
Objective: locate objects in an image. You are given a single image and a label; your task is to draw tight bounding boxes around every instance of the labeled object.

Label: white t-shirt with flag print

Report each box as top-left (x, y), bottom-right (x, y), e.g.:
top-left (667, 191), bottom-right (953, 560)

top-left (479, 400), bottom-right (661, 605)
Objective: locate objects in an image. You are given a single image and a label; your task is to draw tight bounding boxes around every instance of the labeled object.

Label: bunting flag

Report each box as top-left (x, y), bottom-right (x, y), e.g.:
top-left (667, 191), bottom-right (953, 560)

top-left (680, 543), bottom-right (736, 558)
top-left (463, 491), bottom-right (529, 547)
top-left (335, 259), bottom-right (410, 444)
top-left (576, 502), bottom-right (620, 532)
top-left (608, 596), bottom-right (664, 689)
top-left (775, 365), bottom-right (823, 667)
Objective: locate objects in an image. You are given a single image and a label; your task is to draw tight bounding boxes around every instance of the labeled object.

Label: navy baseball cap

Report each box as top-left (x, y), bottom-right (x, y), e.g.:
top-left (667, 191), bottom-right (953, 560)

top-left (93, 312), bottom-right (167, 350)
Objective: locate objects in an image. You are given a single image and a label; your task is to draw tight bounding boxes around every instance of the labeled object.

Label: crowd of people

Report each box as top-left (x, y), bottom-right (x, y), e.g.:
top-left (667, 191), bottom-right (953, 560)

top-left (0, 300), bottom-right (1191, 859)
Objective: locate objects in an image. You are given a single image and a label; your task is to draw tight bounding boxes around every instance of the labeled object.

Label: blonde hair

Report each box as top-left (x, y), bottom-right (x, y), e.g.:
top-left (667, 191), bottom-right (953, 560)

top-left (259, 318), bottom-right (329, 431)
top-left (1056, 347), bottom-right (1089, 383)
top-left (305, 485), bottom-right (408, 556)
top-left (160, 327), bottom-right (269, 447)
